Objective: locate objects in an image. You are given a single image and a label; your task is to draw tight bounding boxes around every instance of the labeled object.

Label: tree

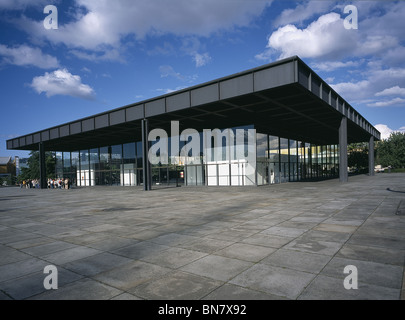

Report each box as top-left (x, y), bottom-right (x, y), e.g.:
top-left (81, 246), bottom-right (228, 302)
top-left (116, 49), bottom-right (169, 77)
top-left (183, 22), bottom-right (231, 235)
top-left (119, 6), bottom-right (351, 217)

top-left (348, 142), bottom-right (369, 172)
top-left (377, 132), bottom-right (405, 168)
top-left (19, 151), bottom-right (56, 181)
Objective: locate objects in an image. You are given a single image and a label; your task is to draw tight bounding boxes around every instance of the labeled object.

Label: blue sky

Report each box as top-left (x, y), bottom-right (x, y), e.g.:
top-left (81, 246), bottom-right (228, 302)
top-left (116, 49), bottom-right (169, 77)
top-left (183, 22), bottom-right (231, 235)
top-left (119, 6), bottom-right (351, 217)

top-left (1, 0), bottom-right (405, 158)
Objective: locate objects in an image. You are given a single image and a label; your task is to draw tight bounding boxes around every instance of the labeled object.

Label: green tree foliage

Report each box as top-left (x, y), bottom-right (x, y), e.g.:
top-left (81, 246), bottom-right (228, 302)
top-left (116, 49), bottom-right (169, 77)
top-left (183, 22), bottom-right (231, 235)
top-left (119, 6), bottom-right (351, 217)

top-left (19, 151), bottom-right (56, 181)
top-left (377, 132), bottom-right (405, 168)
top-left (348, 142), bottom-right (369, 172)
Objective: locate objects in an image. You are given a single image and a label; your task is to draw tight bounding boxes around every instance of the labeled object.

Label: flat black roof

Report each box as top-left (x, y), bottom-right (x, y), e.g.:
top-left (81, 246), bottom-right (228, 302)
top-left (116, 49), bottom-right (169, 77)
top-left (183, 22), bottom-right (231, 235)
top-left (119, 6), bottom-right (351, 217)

top-left (7, 56), bottom-right (380, 152)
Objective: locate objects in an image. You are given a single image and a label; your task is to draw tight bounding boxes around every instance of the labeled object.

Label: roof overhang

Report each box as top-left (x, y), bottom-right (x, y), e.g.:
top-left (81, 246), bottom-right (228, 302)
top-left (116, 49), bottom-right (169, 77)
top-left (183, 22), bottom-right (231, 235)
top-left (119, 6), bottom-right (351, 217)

top-left (7, 56), bottom-right (380, 152)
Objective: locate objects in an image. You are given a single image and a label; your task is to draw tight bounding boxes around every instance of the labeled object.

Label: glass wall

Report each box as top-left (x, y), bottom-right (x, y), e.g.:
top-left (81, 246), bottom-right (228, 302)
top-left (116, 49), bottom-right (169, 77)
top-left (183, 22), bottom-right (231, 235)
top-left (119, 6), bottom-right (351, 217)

top-left (55, 152), bottom-right (63, 178)
top-left (90, 148), bottom-right (99, 185)
top-left (53, 126), bottom-right (340, 188)
top-left (256, 133), bottom-right (268, 186)
top-left (111, 145), bottom-right (122, 186)
top-left (79, 150), bottom-right (91, 186)
top-left (269, 136), bottom-right (280, 184)
top-left (279, 138), bottom-right (289, 183)
top-left (123, 142), bottom-right (136, 186)
top-left (289, 140), bottom-right (298, 182)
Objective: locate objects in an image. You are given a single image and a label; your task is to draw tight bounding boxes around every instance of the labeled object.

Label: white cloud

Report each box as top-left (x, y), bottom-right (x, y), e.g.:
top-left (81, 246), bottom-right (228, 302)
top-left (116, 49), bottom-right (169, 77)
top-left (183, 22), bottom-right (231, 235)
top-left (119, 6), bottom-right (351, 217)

top-left (159, 65), bottom-right (182, 80)
top-left (267, 13), bottom-right (358, 60)
top-left (261, 2), bottom-right (405, 65)
top-left (159, 65), bottom-right (198, 83)
top-left (376, 86), bottom-right (405, 97)
top-left (30, 68), bottom-right (95, 100)
top-left (312, 60), bottom-right (360, 72)
top-left (366, 98), bottom-right (405, 108)
top-left (156, 86), bottom-right (187, 94)
top-left (69, 48), bottom-right (124, 63)
top-left (274, 0), bottom-right (334, 27)
top-left (0, 0), bottom-right (48, 10)
top-left (374, 124), bottom-right (393, 140)
top-left (17, 0), bottom-right (272, 55)
top-left (375, 124), bottom-right (405, 140)
top-left (0, 44), bottom-right (59, 69)
top-left (356, 35), bottom-right (398, 57)
top-left (193, 52), bottom-right (211, 68)
top-left (331, 80), bottom-right (370, 101)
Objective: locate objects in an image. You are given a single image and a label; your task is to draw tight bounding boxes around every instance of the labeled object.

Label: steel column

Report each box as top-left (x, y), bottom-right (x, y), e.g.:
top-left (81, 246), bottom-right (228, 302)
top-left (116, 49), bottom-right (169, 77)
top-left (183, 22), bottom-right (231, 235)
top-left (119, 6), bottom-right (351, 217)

top-left (369, 136), bottom-right (375, 176)
top-left (141, 119), bottom-right (152, 191)
top-left (39, 142), bottom-right (47, 189)
top-left (339, 117), bottom-right (348, 182)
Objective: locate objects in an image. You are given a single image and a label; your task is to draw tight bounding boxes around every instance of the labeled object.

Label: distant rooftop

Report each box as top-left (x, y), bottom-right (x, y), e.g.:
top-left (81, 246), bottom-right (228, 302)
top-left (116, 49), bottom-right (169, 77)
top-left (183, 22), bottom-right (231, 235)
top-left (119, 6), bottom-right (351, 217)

top-left (0, 157), bottom-right (11, 165)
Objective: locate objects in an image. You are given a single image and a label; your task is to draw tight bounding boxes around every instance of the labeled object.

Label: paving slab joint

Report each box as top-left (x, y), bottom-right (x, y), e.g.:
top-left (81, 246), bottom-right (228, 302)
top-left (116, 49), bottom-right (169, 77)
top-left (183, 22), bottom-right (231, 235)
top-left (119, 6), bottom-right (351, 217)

top-left (395, 200), bottom-right (405, 216)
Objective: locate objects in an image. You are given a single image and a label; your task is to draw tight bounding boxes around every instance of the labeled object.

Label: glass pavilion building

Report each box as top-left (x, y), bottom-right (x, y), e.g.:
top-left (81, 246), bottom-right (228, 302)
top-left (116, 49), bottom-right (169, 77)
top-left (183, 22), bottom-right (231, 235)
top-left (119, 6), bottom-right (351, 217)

top-left (7, 56), bottom-right (380, 190)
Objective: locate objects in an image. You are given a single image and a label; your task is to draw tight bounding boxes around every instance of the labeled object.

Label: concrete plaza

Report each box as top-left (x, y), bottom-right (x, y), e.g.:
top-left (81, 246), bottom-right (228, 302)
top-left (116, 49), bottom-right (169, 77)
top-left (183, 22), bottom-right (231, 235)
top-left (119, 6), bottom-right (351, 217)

top-left (1, 173), bottom-right (404, 300)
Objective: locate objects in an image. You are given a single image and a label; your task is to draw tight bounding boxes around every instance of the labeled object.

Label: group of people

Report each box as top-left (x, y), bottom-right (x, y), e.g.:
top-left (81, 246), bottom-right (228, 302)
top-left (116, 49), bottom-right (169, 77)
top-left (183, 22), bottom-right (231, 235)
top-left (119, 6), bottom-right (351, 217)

top-left (20, 178), bottom-right (72, 189)
top-left (48, 178), bottom-right (71, 189)
top-left (20, 179), bottom-right (39, 189)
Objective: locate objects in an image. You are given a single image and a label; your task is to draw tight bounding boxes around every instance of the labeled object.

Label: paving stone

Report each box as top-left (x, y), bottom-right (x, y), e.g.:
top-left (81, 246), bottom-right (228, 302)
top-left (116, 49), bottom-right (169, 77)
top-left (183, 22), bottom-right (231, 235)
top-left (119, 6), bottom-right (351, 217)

top-left (87, 237), bottom-right (139, 251)
top-left (180, 255), bottom-right (253, 282)
top-left (110, 293), bottom-right (143, 300)
top-left (0, 268), bottom-right (82, 300)
top-left (1, 174), bottom-right (405, 300)
top-left (63, 252), bottom-right (134, 276)
top-left (261, 226), bottom-right (307, 238)
top-left (0, 291), bottom-right (12, 300)
top-left (0, 245), bottom-right (33, 266)
top-left (21, 241), bottom-right (78, 257)
top-left (112, 241), bottom-right (170, 260)
top-left (336, 244), bottom-right (405, 266)
top-left (298, 275), bottom-right (401, 300)
top-left (283, 238), bottom-right (343, 256)
top-left (297, 230), bottom-right (351, 244)
top-left (30, 278), bottom-right (123, 300)
top-left (131, 271), bottom-right (223, 300)
top-left (320, 257), bottom-right (403, 289)
top-left (41, 246), bottom-right (101, 265)
top-left (141, 247), bottom-right (207, 269)
top-left (0, 258), bottom-right (49, 283)
top-left (202, 284), bottom-right (288, 300)
top-left (241, 234), bottom-right (294, 249)
top-left (7, 237), bottom-right (54, 250)
top-left (178, 238), bottom-right (235, 253)
top-left (230, 263), bottom-right (316, 299)
top-left (314, 223), bottom-right (358, 234)
top-left (93, 261), bottom-right (172, 291)
top-left (261, 249), bottom-right (331, 274)
top-left (348, 234), bottom-right (405, 250)
top-left (148, 233), bottom-right (200, 247)
top-left (215, 243), bottom-right (276, 262)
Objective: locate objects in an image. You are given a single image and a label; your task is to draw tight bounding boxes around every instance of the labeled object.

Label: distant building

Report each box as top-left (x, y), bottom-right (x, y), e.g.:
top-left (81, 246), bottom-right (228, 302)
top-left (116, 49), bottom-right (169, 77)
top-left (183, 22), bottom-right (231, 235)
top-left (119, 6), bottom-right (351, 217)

top-left (0, 157), bottom-right (16, 180)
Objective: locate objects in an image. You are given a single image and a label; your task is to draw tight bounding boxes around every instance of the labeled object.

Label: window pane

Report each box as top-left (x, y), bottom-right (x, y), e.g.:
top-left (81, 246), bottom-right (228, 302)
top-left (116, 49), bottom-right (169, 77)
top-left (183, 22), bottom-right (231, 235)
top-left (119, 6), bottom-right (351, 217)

top-left (55, 152), bottom-right (63, 178)
top-left (280, 138), bottom-right (289, 183)
top-left (123, 142), bottom-right (136, 186)
top-left (63, 152), bottom-right (71, 173)
top-left (99, 146), bottom-right (110, 171)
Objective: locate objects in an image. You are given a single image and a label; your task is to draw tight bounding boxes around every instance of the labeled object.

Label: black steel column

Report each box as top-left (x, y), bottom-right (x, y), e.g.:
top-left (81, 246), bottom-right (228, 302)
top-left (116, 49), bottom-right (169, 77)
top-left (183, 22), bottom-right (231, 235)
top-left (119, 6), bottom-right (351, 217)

top-left (39, 142), bottom-right (47, 189)
top-left (339, 117), bottom-right (348, 182)
top-left (141, 119), bottom-right (151, 191)
top-left (369, 136), bottom-right (375, 176)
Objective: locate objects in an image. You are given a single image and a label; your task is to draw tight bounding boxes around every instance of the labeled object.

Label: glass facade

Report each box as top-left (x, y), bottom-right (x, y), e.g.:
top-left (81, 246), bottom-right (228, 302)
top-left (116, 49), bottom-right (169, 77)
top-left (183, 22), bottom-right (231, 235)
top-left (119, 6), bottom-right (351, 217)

top-left (54, 125), bottom-right (339, 187)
